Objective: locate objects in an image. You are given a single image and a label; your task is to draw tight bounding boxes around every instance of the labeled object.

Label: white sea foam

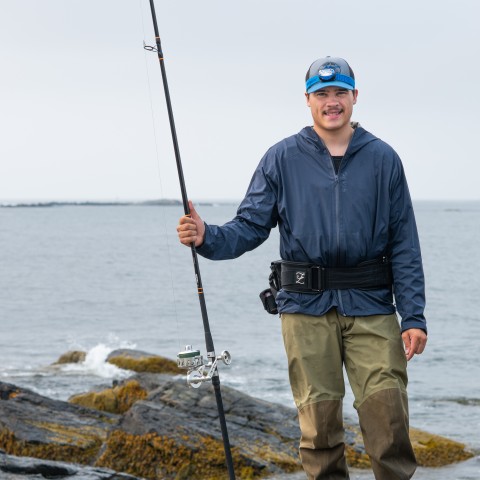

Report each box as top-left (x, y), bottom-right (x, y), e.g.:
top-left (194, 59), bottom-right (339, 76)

top-left (59, 343), bottom-right (133, 380)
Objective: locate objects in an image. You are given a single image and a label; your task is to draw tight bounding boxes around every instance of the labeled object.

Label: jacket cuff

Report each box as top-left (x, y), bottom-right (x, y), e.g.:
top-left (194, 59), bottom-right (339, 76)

top-left (195, 223), bottom-right (214, 258)
top-left (400, 316), bottom-right (427, 334)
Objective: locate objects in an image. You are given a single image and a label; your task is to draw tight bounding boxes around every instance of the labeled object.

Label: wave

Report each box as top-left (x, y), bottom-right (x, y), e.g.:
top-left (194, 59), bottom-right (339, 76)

top-left (1, 342), bottom-right (136, 381)
top-left (56, 343), bottom-right (134, 380)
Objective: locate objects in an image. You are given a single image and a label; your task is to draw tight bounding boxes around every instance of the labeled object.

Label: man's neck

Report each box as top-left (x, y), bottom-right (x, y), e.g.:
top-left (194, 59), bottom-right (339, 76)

top-left (313, 124), bottom-right (354, 157)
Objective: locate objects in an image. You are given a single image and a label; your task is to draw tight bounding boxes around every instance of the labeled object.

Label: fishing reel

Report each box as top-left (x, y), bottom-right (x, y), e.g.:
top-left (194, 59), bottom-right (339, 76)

top-left (177, 345), bottom-right (232, 388)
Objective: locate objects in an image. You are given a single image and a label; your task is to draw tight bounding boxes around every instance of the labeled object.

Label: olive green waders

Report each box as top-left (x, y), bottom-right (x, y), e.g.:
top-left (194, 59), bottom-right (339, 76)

top-left (282, 310), bottom-right (416, 480)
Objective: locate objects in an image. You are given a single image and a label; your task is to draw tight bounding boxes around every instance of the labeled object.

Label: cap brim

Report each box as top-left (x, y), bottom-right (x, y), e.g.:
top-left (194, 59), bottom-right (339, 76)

top-left (307, 81), bottom-right (354, 94)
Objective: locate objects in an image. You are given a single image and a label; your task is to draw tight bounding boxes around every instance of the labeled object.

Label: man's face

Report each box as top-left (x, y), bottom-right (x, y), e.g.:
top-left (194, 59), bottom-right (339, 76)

top-left (306, 86), bottom-right (358, 134)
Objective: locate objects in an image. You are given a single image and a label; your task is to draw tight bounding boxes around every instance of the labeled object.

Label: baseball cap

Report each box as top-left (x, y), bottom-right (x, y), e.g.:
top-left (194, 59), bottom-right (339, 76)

top-left (305, 57), bottom-right (355, 94)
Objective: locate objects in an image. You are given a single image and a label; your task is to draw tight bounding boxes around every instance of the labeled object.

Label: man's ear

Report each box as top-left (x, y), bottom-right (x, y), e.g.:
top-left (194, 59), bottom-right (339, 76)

top-left (305, 92), bottom-right (310, 107)
top-left (352, 89), bottom-right (359, 105)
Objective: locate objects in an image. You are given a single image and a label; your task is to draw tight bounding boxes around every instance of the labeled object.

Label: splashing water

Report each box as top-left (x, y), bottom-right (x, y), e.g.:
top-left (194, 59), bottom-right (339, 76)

top-left (59, 343), bottom-right (133, 380)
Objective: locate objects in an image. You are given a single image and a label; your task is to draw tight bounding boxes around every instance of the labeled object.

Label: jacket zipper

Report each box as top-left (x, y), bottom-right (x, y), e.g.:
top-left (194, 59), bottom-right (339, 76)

top-left (318, 146), bottom-right (347, 316)
top-left (333, 160), bottom-right (347, 316)
top-left (318, 129), bottom-right (357, 316)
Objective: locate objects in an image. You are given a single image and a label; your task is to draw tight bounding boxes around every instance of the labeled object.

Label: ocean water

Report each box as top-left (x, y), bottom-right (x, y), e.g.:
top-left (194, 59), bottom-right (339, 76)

top-left (0, 201), bottom-right (479, 479)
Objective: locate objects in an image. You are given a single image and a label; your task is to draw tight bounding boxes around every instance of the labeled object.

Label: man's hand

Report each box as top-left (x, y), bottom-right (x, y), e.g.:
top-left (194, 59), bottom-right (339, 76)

top-left (176, 200), bottom-right (205, 247)
top-left (402, 328), bottom-right (427, 361)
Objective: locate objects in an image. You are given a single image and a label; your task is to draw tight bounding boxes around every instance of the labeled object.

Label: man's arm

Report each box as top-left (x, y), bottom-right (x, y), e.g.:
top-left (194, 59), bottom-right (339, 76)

top-left (176, 160), bottom-right (279, 260)
top-left (387, 154), bottom-right (428, 360)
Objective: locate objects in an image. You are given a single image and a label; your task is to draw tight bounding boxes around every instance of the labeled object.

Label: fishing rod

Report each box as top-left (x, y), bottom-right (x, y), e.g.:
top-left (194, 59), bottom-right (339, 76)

top-left (144, 1), bottom-right (236, 478)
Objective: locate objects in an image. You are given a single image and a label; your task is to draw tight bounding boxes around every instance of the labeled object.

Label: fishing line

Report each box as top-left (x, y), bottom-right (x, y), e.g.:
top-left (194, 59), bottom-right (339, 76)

top-left (137, 0), bottom-right (183, 355)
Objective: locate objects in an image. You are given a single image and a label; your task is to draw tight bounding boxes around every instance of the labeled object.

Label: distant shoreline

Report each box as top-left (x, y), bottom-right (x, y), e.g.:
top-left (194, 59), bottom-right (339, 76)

top-left (0, 199), bottom-right (238, 208)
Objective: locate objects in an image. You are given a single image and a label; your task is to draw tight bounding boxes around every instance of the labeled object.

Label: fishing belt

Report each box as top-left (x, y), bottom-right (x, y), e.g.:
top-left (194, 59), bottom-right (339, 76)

top-left (271, 257), bottom-right (392, 293)
top-left (259, 257), bottom-right (393, 315)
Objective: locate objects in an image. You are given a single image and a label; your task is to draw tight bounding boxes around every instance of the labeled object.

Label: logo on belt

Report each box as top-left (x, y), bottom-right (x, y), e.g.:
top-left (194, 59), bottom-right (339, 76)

top-left (295, 271), bottom-right (306, 285)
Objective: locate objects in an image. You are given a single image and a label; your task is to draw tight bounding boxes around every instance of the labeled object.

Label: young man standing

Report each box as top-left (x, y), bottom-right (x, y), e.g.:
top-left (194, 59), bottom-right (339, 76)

top-left (177, 57), bottom-right (427, 480)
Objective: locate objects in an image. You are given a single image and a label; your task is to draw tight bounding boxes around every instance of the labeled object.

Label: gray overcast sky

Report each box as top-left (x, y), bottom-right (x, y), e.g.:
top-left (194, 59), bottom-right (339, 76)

top-left (0, 0), bottom-right (478, 202)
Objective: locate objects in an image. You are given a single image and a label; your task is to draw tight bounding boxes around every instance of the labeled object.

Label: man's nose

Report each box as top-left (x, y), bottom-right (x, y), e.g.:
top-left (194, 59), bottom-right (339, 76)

top-left (326, 95), bottom-right (339, 104)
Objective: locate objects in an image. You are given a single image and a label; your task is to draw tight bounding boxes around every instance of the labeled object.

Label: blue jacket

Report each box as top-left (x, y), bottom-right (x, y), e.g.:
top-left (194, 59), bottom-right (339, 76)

top-left (197, 125), bottom-right (426, 332)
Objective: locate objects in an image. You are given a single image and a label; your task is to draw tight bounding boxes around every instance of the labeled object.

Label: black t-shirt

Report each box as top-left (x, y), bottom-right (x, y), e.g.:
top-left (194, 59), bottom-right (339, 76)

top-left (331, 155), bottom-right (343, 174)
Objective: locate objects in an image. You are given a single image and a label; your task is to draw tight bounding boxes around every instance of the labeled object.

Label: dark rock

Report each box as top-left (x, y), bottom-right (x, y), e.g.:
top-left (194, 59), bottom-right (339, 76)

top-left (0, 451), bottom-right (142, 479)
top-left (0, 382), bottom-right (118, 465)
top-left (116, 376), bottom-right (301, 475)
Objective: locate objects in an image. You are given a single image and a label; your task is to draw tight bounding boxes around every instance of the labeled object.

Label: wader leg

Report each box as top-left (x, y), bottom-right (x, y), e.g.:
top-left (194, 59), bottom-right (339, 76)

top-left (343, 314), bottom-right (417, 480)
top-left (298, 400), bottom-right (349, 480)
top-left (282, 312), bottom-right (349, 479)
top-left (358, 388), bottom-right (416, 480)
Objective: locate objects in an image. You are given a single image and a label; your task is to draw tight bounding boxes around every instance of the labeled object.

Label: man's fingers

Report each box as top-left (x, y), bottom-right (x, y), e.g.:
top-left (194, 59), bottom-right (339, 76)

top-left (403, 329), bottom-right (427, 361)
top-left (177, 218), bottom-right (198, 241)
top-left (403, 332), bottom-right (411, 358)
top-left (406, 336), bottom-right (418, 361)
top-left (178, 215), bottom-right (195, 226)
top-left (177, 219), bottom-right (196, 230)
top-left (413, 335), bottom-right (426, 355)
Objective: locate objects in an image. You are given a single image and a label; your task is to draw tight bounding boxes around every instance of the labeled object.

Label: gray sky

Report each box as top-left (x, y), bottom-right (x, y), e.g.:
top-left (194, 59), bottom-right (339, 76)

top-left (1, 0), bottom-right (478, 202)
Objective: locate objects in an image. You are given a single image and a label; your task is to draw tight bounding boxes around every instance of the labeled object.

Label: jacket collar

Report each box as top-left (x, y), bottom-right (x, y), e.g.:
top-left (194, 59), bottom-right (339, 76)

top-left (299, 123), bottom-right (377, 156)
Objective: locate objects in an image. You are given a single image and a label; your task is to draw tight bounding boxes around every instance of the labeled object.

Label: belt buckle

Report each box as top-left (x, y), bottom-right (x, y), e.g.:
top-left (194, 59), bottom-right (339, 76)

top-left (310, 266), bottom-right (325, 292)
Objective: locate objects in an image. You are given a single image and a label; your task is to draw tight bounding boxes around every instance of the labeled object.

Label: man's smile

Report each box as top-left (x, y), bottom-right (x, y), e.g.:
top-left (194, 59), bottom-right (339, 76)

top-left (324, 109), bottom-right (343, 117)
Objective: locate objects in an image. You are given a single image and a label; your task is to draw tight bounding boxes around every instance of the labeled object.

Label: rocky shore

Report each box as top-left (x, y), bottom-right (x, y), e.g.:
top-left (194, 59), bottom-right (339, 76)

top-left (0, 349), bottom-right (475, 479)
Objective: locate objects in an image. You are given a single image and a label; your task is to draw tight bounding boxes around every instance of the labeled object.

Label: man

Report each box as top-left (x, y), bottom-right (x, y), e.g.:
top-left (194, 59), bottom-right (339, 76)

top-left (177, 56), bottom-right (427, 480)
